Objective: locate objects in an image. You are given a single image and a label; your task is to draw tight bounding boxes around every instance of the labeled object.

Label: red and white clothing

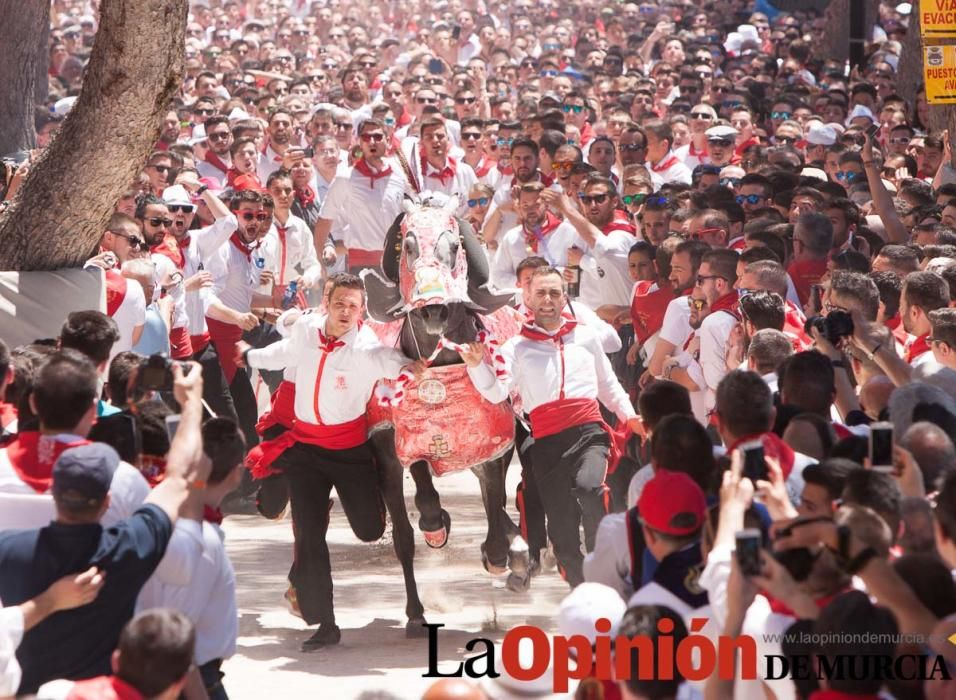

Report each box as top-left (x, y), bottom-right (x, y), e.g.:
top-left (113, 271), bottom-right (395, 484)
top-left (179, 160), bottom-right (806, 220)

top-left (0, 432), bottom-right (149, 529)
top-left (247, 315), bottom-right (408, 428)
top-left (675, 142), bottom-right (709, 169)
top-left (179, 216), bottom-right (239, 351)
top-left (411, 150), bottom-right (477, 215)
top-left (658, 293), bottom-right (694, 356)
top-left (464, 155), bottom-right (500, 188)
top-left (513, 301), bottom-right (623, 354)
top-left (630, 281), bottom-right (673, 361)
top-left (259, 214), bottom-right (322, 291)
top-left (319, 158), bottom-right (411, 263)
top-left (105, 270), bottom-right (146, 360)
top-left (197, 151), bottom-right (231, 185)
top-left (787, 258), bottom-right (828, 307)
top-left (905, 333), bottom-right (934, 368)
top-left (150, 238), bottom-right (192, 359)
top-left (698, 292), bottom-right (740, 412)
top-left (256, 143), bottom-right (287, 184)
top-left (487, 171), bottom-right (558, 234)
top-left (646, 151), bottom-right (692, 186)
top-left (491, 217), bottom-right (579, 289)
top-left (465, 321), bottom-right (637, 428)
top-left (575, 214), bottom-right (637, 310)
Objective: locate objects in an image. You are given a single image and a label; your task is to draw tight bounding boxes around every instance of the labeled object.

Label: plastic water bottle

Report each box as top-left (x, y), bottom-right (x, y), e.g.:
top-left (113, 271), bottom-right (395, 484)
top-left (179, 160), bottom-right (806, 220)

top-left (281, 280), bottom-right (298, 309)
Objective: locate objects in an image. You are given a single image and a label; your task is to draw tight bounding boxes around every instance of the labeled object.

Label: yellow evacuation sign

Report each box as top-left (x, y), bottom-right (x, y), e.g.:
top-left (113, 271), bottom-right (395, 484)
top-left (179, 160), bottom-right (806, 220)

top-left (925, 45), bottom-right (956, 104)
top-left (920, 0), bottom-right (956, 37)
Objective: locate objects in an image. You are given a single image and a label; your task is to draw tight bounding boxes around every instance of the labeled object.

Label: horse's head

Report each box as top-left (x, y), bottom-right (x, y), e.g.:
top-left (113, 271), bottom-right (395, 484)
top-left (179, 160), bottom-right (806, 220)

top-left (361, 193), bottom-right (516, 323)
top-left (396, 197), bottom-right (468, 310)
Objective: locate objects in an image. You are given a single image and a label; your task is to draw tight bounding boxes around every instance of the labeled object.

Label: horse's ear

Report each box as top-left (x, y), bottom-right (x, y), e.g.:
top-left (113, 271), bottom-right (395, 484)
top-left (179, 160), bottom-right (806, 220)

top-left (381, 212), bottom-right (405, 284)
top-left (360, 269), bottom-right (406, 322)
top-left (457, 217), bottom-right (491, 289)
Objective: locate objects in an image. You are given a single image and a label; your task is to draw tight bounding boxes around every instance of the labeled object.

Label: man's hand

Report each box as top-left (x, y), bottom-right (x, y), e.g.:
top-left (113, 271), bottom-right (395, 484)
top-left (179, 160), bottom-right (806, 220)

top-left (405, 359), bottom-right (428, 381)
top-left (540, 188), bottom-right (572, 214)
top-left (85, 251), bottom-right (118, 270)
top-left (322, 246), bottom-right (337, 266)
top-left (892, 444), bottom-right (926, 498)
top-left (281, 149), bottom-right (306, 170)
top-left (235, 340), bottom-right (251, 368)
top-left (771, 515), bottom-right (838, 552)
top-left (566, 246), bottom-right (584, 267)
top-left (725, 557), bottom-right (758, 626)
top-left (260, 269), bottom-right (275, 288)
top-left (458, 341), bottom-right (485, 368)
top-left (238, 312), bottom-right (259, 331)
top-left (171, 361), bottom-right (203, 408)
top-left (47, 567), bottom-right (106, 612)
top-left (848, 308), bottom-right (888, 357)
top-left (184, 270), bottom-right (213, 292)
top-left (750, 550), bottom-right (811, 614)
top-left (810, 325), bottom-right (842, 360)
top-left (176, 171), bottom-right (202, 192)
top-left (626, 342), bottom-right (640, 366)
top-left (721, 449), bottom-right (755, 511)
top-left (627, 416), bottom-right (645, 438)
top-left (754, 455), bottom-right (798, 520)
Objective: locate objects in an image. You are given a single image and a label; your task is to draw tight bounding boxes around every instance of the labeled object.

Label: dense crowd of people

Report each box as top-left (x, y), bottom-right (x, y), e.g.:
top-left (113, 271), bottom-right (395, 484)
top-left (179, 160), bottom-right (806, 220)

top-left (2, 0), bottom-right (956, 697)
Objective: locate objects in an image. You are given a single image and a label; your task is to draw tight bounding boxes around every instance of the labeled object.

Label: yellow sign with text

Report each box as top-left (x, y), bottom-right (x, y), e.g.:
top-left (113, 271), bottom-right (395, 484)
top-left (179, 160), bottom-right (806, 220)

top-left (924, 45), bottom-right (956, 104)
top-left (920, 0), bottom-right (956, 37)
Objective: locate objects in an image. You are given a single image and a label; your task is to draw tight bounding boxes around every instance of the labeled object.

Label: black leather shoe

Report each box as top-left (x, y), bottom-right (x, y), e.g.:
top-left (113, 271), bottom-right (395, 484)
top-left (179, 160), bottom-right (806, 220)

top-left (301, 624), bottom-right (341, 652)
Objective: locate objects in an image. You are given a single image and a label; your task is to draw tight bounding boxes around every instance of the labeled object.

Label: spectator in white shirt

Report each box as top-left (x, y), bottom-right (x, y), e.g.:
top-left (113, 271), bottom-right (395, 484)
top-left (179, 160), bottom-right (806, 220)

top-left (644, 119), bottom-right (692, 186)
top-left (695, 248), bottom-right (741, 412)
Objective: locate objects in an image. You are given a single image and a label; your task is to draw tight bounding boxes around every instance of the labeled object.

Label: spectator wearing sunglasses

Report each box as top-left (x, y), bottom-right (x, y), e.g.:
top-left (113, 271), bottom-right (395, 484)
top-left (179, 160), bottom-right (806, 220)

top-left (99, 213), bottom-right (147, 267)
top-left (459, 118), bottom-right (497, 187)
top-left (465, 184), bottom-right (494, 236)
top-left (676, 104), bottom-right (717, 169)
top-left (704, 124), bottom-right (737, 168)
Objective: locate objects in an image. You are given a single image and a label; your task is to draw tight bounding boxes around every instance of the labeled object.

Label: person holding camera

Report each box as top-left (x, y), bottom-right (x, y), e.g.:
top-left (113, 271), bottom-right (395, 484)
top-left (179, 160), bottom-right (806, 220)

top-left (235, 273), bottom-right (425, 651)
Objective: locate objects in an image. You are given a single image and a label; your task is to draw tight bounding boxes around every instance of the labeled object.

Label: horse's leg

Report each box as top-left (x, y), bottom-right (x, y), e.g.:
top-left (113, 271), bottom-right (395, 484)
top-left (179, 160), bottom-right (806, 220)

top-left (410, 461), bottom-right (450, 547)
top-left (370, 430), bottom-right (427, 637)
top-left (471, 453), bottom-right (513, 574)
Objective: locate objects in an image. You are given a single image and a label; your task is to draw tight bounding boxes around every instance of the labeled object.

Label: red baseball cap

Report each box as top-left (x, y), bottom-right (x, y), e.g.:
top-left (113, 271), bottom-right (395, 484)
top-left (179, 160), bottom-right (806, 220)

top-left (637, 470), bottom-right (706, 536)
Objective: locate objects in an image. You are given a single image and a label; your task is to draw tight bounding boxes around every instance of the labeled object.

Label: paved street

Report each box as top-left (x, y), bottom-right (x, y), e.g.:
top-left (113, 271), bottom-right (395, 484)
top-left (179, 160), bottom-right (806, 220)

top-left (221, 464), bottom-right (568, 698)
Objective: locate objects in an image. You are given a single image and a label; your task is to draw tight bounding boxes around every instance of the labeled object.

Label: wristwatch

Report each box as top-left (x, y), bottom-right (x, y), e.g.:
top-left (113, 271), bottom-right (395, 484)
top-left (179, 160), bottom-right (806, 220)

top-left (196, 184), bottom-right (209, 196)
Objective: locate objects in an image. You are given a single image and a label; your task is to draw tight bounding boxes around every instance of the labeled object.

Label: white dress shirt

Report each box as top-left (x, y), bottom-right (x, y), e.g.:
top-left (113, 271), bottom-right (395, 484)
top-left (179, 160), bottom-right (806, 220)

top-left (246, 315), bottom-right (408, 425)
top-left (203, 236), bottom-right (260, 315)
top-left (256, 144), bottom-right (285, 184)
top-left (647, 151), bottom-right (692, 186)
top-left (698, 304), bottom-right (740, 411)
top-left (658, 294), bottom-right (693, 351)
top-left (109, 274), bottom-right (146, 359)
top-left (259, 214), bottom-right (322, 288)
top-left (137, 519), bottom-right (237, 665)
top-left (182, 216), bottom-right (238, 337)
top-left (575, 229), bottom-right (635, 310)
top-left (319, 160), bottom-right (410, 252)
top-left (491, 221), bottom-right (579, 289)
top-left (466, 322), bottom-right (636, 422)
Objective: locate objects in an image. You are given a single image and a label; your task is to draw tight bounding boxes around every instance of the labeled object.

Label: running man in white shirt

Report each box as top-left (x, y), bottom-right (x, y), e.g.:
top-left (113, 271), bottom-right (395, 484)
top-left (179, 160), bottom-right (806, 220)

top-left (461, 267), bottom-right (641, 587)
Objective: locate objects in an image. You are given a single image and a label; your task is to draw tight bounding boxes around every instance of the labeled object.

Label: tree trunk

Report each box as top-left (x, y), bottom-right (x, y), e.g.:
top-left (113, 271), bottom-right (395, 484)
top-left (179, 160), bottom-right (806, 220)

top-left (0, 0), bottom-right (49, 156)
top-left (0, 0), bottom-right (188, 271)
top-left (823, 0), bottom-right (851, 65)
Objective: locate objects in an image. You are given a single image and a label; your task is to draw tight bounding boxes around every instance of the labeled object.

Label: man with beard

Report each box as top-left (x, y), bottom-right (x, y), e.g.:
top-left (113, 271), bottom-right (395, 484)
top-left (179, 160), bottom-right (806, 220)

top-left (491, 182), bottom-right (579, 289)
top-left (197, 116), bottom-right (233, 185)
top-left (340, 64), bottom-right (370, 112)
top-left (258, 110), bottom-right (299, 184)
top-left (484, 137), bottom-right (557, 242)
top-left (660, 288), bottom-right (710, 422)
top-left (315, 119), bottom-right (411, 275)
top-left (407, 117), bottom-right (475, 215)
top-left (460, 267), bottom-right (642, 587)
top-left (643, 240), bottom-right (710, 388)
top-left (203, 190), bottom-right (277, 449)
top-left (694, 248), bottom-right (741, 413)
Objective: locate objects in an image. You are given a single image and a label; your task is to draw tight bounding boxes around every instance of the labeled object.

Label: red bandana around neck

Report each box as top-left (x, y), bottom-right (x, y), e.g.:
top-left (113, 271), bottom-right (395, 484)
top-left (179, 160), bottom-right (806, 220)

top-left (422, 150), bottom-right (456, 185)
top-left (150, 234), bottom-right (185, 270)
top-left (295, 184), bottom-right (317, 207)
top-left (204, 150), bottom-right (230, 175)
top-left (5, 432), bottom-right (92, 493)
top-left (318, 329), bottom-right (346, 353)
top-left (520, 318), bottom-right (578, 343)
top-left (473, 156), bottom-right (495, 178)
top-left (353, 158), bottom-right (393, 188)
top-left (650, 153), bottom-right (679, 173)
top-left (229, 232), bottom-right (255, 261)
top-left (727, 431), bottom-right (796, 480)
top-left (709, 290), bottom-right (740, 318)
top-left (523, 212), bottom-right (563, 253)
top-left (905, 333), bottom-right (932, 364)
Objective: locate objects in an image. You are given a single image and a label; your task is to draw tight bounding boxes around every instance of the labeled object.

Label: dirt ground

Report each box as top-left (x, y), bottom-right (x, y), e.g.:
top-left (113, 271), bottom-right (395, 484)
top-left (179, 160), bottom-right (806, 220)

top-left (220, 463), bottom-right (569, 699)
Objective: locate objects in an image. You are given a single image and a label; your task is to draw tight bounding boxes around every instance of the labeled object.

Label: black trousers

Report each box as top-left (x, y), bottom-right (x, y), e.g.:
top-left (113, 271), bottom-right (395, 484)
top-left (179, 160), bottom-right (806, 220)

top-left (529, 422), bottom-right (611, 587)
top-left (514, 419), bottom-right (547, 563)
top-left (193, 342), bottom-right (239, 424)
top-left (276, 441), bottom-right (386, 626)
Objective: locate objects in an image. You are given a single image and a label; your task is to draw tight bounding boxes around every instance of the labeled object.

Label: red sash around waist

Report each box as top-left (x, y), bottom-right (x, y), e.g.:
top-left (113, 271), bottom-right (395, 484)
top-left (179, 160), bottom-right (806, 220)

top-left (255, 380), bottom-right (296, 435)
top-left (205, 317), bottom-right (244, 383)
top-left (169, 326), bottom-right (194, 360)
top-left (190, 331), bottom-right (211, 355)
top-left (529, 397), bottom-right (604, 439)
top-left (246, 415), bottom-right (368, 479)
top-left (348, 249), bottom-right (384, 268)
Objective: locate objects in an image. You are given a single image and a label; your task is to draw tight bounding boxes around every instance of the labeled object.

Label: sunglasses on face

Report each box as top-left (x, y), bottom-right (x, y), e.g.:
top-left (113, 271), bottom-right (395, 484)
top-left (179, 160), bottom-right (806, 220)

top-left (237, 212), bottom-right (271, 222)
top-left (167, 204), bottom-right (196, 214)
top-left (720, 178), bottom-right (741, 188)
top-left (709, 139), bottom-right (733, 148)
top-left (150, 165), bottom-right (171, 173)
top-left (416, 97), bottom-right (437, 104)
top-left (540, 70), bottom-right (559, 77)
top-left (622, 193), bottom-right (648, 206)
top-left (690, 112), bottom-right (713, 120)
top-left (621, 144), bottom-right (645, 152)
top-left (384, 117), bottom-right (396, 126)
top-left (578, 193), bottom-right (609, 205)
top-left (467, 197), bottom-right (489, 208)
top-left (835, 171), bottom-right (860, 182)
top-left (208, 131), bottom-right (230, 141)
top-left (461, 132), bottom-right (482, 141)
top-left (360, 61), bottom-right (377, 68)
top-left (193, 108), bottom-right (215, 116)
top-left (146, 217), bottom-right (173, 228)
top-left (721, 100), bottom-right (743, 110)
top-left (889, 137), bottom-right (910, 144)
top-left (111, 231), bottom-right (145, 249)
top-left (496, 137), bottom-right (514, 146)
top-left (771, 111), bottom-right (792, 120)
top-left (360, 132), bottom-right (385, 142)
top-left (696, 274), bottom-right (724, 286)
top-left (455, 96), bottom-right (476, 105)
top-left (562, 104), bottom-right (584, 114)
top-left (736, 194), bottom-right (765, 205)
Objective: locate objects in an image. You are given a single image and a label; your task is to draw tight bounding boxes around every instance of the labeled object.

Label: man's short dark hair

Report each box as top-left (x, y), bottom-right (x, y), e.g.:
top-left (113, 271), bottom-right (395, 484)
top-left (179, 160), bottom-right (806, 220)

top-left (266, 168), bottom-right (293, 189)
top-left (795, 212), bottom-right (834, 256)
top-left (716, 370), bottom-right (774, 438)
top-left (107, 352), bottom-right (143, 409)
top-left (841, 469), bottom-right (903, 538)
top-left (618, 605), bottom-right (688, 700)
top-left (203, 417), bottom-right (246, 485)
top-left (829, 270), bottom-right (880, 321)
top-left (747, 329), bottom-right (793, 375)
top-left (33, 350), bottom-right (98, 432)
top-left (60, 311), bottom-right (120, 366)
top-left (229, 188), bottom-right (264, 210)
top-left (326, 272), bottom-right (366, 303)
top-left (778, 351), bottom-right (835, 419)
top-left (877, 244), bottom-right (920, 276)
top-left (744, 259), bottom-right (789, 297)
top-left (637, 380), bottom-right (692, 432)
top-left (673, 239), bottom-right (710, 271)
top-left (515, 256), bottom-right (549, 279)
top-left (651, 414), bottom-right (717, 493)
top-left (134, 194), bottom-right (166, 221)
top-left (802, 458), bottom-right (861, 500)
top-left (116, 610), bottom-right (195, 697)
top-left (740, 291), bottom-right (785, 331)
top-left (870, 270), bottom-right (902, 318)
top-left (903, 270), bottom-right (950, 313)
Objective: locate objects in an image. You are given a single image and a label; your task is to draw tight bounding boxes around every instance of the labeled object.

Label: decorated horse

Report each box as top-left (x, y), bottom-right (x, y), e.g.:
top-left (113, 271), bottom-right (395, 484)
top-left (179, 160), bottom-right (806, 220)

top-left (361, 194), bottom-right (529, 635)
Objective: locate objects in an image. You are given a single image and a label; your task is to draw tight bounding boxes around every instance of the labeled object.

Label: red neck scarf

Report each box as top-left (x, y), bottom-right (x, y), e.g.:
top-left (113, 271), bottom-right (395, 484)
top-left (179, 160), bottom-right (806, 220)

top-left (650, 153), bottom-right (679, 173)
top-left (5, 432), bottom-right (92, 493)
top-left (727, 431), bottom-right (796, 479)
top-left (709, 290), bottom-right (740, 318)
top-left (229, 232), bottom-right (255, 261)
top-left (523, 212), bottom-right (563, 253)
top-left (905, 333), bottom-right (932, 364)
top-left (472, 156), bottom-right (495, 178)
top-left (295, 184), bottom-right (317, 207)
top-left (105, 271), bottom-right (128, 317)
top-left (318, 329), bottom-right (346, 353)
top-left (150, 234), bottom-right (185, 270)
top-left (422, 154), bottom-right (457, 185)
top-left (353, 158), bottom-right (393, 188)
top-left (603, 210), bottom-right (636, 235)
top-left (204, 150), bottom-right (230, 174)
top-left (519, 319), bottom-right (577, 343)
top-left (65, 675), bottom-right (146, 700)
top-left (497, 162), bottom-right (513, 176)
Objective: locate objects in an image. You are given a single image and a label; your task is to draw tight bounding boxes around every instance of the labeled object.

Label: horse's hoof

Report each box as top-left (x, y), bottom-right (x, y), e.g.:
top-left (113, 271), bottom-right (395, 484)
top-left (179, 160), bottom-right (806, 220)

top-left (422, 510), bottom-right (451, 549)
top-left (541, 544), bottom-right (557, 572)
top-left (506, 572), bottom-right (531, 593)
top-left (508, 536), bottom-right (530, 577)
top-left (481, 543), bottom-right (508, 574)
top-left (405, 618), bottom-right (429, 638)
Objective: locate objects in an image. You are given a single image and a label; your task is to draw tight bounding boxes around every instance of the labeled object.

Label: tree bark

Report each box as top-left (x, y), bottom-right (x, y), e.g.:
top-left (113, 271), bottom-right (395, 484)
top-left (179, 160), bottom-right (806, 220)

top-left (0, 0), bottom-right (188, 271)
top-left (823, 0), bottom-right (851, 65)
top-left (0, 0), bottom-right (49, 156)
